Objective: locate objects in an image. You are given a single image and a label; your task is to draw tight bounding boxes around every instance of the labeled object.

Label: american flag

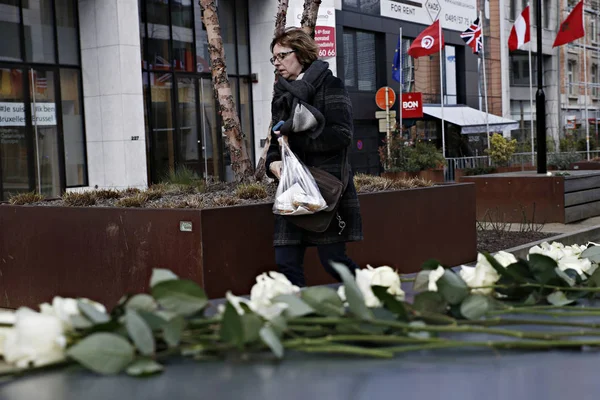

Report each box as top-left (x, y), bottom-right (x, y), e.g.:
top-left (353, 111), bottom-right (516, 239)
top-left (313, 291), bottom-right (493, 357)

top-left (460, 18), bottom-right (483, 55)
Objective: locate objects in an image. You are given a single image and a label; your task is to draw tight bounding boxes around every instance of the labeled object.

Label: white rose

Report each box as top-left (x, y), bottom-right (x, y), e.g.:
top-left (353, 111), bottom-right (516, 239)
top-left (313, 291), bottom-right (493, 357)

top-left (2, 308), bottom-right (66, 368)
top-left (563, 244), bottom-right (587, 258)
top-left (428, 266), bottom-right (445, 292)
top-left (249, 272), bottom-right (299, 310)
top-left (0, 311), bottom-right (15, 325)
top-left (529, 242), bottom-right (564, 261)
top-left (355, 267), bottom-right (382, 307)
top-left (40, 297), bottom-right (106, 331)
top-left (558, 255), bottom-right (597, 277)
top-left (370, 265), bottom-right (405, 301)
top-left (223, 291), bottom-right (288, 321)
top-left (459, 264), bottom-right (499, 295)
top-left (494, 251), bottom-right (518, 267)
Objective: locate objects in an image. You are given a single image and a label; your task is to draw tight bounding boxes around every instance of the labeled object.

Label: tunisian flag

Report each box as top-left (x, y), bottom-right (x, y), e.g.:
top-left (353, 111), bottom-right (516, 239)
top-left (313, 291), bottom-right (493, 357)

top-left (408, 19), bottom-right (445, 58)
top-left (553, 0), bottom-right (585, 47)
top-left (508, 6), bottom-right (530, 51)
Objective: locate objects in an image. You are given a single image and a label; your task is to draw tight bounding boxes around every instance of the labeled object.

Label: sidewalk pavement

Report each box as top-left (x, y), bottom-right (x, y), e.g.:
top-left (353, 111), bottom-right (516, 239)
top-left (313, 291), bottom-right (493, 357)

top-left (480, 215), bottom-right (600, 236)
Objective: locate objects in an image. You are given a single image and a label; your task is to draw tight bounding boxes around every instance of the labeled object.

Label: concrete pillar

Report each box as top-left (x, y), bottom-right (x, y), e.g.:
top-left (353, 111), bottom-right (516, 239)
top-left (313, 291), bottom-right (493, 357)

top-left (78, 0), bottom-right (147, 190)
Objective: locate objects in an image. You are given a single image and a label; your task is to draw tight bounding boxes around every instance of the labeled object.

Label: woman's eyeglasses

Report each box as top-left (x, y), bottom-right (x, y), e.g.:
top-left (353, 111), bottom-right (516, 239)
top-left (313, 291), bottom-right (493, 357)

top-left (270, 50), bottom-right (296, 65)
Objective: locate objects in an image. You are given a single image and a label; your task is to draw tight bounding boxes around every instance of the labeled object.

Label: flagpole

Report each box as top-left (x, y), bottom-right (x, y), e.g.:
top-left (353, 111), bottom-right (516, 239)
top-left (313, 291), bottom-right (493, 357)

top-left (480, 11), bottom-right (490, 164)
top-left (399, 27), bottom-right (403, 139)
top-left (527, 3), bottom-right (534, 166)
top-left (439, 19), bottom-right (446, 158)
top-left (583, 36), bottom-right (590, 160)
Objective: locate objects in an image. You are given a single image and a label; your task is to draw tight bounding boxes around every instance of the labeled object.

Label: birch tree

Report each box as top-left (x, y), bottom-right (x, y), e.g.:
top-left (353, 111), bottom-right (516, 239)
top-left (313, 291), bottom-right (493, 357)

top-left (255, 0), bottom-right (322, 180)
top-left (200, 0), bottom-right (254, 182)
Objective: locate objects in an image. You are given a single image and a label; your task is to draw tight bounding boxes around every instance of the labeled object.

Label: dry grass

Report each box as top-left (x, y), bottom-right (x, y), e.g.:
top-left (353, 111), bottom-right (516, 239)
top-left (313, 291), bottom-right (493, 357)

top-left (62, 191), bottom-right (97, 207)
top-left (353, 173), bottom-right (434, 193)
top-left (123, 188), bottom-right (142, 196)
top-left (8, 192), bottom-right (44, 205)
top-left (145, 186), bottom-right (164, 201)
top-left (95, 189), bottom-right (121, 200)
top-left (235, 183), bottom-right (268, 200)
top-left (209, 196), bottom-right (240, 207)
top-left (116, 193), bottom-right (149, 208)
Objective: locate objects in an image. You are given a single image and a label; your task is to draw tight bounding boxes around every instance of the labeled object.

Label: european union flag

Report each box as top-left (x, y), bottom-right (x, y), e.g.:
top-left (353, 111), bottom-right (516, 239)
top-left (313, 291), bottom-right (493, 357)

top-left (392, 37), bottom-right (401, 82)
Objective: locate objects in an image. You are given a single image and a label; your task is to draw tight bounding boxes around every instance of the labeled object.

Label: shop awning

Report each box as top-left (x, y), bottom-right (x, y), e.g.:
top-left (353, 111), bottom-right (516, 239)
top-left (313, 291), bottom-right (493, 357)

top-left (423, 105), bottom-right (520, 134)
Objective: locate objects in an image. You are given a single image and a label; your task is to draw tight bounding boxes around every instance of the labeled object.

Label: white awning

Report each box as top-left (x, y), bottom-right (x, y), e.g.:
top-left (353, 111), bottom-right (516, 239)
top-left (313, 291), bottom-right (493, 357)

top-left (423, 105), bottom-right (520, 134)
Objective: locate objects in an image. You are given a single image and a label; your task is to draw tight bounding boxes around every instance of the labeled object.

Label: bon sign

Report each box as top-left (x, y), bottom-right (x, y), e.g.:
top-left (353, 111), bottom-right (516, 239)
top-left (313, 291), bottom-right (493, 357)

top-left (401, 92), bottom-right (423, 119)
top-left (315, 26), bottom-right (336, 58)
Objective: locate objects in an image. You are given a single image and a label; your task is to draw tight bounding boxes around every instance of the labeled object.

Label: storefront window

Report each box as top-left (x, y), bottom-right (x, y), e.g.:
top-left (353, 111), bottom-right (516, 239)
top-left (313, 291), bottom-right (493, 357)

top-left (176, 76), bottom-right (201, 175)
top-left (60, 69), bottom-right (86, 186)
top-left (0, 0), bottom-right (22, 62)
top-left (23, 0), bottom-right (56, 64)
top-left (150, 72), bottom-right (175, 179)
top-left (55, 0), bottom-right (79, 65)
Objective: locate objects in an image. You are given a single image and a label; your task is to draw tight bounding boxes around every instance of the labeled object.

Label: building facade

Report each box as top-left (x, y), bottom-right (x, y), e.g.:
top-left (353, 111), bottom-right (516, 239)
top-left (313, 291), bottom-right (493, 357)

top-left (2, 0), bottom-right (553, 201)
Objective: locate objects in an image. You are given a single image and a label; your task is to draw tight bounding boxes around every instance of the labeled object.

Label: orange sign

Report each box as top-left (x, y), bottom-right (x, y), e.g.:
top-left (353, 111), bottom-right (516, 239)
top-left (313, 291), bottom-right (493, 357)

top-left (375, 87), bottom-right (396, 110)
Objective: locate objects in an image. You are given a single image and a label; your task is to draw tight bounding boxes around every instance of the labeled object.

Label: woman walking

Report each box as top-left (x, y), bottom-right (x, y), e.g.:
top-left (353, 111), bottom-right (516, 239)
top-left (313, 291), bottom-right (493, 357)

top-left (266, 28), bottom-right (363, 287)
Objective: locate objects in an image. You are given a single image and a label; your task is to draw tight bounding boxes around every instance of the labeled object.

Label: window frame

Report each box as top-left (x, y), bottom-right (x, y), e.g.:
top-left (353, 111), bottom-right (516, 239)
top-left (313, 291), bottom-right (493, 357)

top-left (342, 28), bottom-right (378, 92)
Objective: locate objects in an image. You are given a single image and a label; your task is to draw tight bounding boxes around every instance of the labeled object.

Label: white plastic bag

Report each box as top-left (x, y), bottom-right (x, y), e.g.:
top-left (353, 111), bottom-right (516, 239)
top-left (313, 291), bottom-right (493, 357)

top-left (272, 136), bottom-right (327, 216)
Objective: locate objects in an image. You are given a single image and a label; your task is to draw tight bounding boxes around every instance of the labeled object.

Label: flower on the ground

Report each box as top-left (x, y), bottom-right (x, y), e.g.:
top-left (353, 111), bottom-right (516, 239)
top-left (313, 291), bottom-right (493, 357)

top-left (2, 308), bottom-right (66, 368)
top-left (458, 252), bottom-right (516, 294)
top-left (250, 272), bottom-right (300, 310)
top-left (428, 266), bottom-right (445, 292)
top-left (339, 265), bottom-right (405, 308)
top-left (529, 242), bottom-right (597, 277)
top-left (223, 291), bottom-right (288, 321)
top-left (40, 297), bottom-right (106, 331)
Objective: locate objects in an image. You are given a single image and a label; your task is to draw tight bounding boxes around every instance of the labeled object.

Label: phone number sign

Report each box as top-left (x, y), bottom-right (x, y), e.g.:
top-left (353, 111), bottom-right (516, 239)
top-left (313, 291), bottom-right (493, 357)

top-left (315, 26), bottom-right (336, 58)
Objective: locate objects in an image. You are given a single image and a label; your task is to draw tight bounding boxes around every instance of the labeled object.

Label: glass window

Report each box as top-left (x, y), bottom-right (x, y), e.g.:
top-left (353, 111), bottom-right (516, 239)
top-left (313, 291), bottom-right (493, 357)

top-left (193, 0), bottom-right (209, 73)
top-left (55, 0), bottom-right (79, 65)
top-left (217, 0), bottom-right (237, 74)
top-left (176, 76), bottom-right (201, 175)
top-left (342, 0), bottom-right (378, 15)
top-left (172, 0), bottom-right (194, 72)
top-left (343, 29), bottom-right (376, 92)
top-left (236, 0), bottom-right (250, 75)
top-left (0, 68), bottom-right (29, 199)
top-left (146, 0), bottom-right (171, 70)
top-left (30, 69), bottom-right (61, 198)
top-left (23, 0), bottom-right (56, 63)
top-left (568, 61), bottom-right (576, 96)
top-left (150, 72), bottom-right (175, 179)
top-left (0, 0), bottom-right (22, 62)
top-left (60, 69), bottom-right (86, 186)
top-left (239, 77), bottom-right (253, 161)
top-left (199, 77), bottom-right (220, 179)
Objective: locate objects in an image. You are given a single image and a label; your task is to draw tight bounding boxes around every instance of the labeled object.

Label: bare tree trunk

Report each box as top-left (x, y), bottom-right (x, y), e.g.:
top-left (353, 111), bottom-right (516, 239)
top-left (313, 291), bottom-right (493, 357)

top-left (300, 0), bottom-right (322, 38)
top-left (254, 0), bottom-right (290, 180)
top-left (200, 0), bottom-right (254, 182)
top-left (255, 0), bottom-right (322, 180)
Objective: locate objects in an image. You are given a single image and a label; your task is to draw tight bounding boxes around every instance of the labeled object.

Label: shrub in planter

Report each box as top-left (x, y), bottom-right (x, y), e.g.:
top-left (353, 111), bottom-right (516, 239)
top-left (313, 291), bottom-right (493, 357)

top-left (463, 166), bottom-right (497, 176)
top-left (548, 151), bottom-right (581, 170)
top-left (379, 135), bottom-right (445, 173)
top-left (485, 134), bottom-right (517, 167)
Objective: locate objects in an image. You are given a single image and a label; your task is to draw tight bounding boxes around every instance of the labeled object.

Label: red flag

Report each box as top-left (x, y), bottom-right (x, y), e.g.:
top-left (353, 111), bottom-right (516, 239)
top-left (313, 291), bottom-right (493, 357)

top-left (408, 19), bottom-right (445, 58)
top-left (508, 6), bottom-right (530, 51)
top-left (553, 0), bottom-right (585, 47)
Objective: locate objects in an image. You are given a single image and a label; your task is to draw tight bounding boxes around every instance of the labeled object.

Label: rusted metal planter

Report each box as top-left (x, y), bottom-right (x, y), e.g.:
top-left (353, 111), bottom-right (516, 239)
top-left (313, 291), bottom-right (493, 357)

top-left (460, 170), bottom-right (600, 224)
top-left (0, 183), bottom-right (476, 309)
top-left (382, 169), bottom-right (445, 183)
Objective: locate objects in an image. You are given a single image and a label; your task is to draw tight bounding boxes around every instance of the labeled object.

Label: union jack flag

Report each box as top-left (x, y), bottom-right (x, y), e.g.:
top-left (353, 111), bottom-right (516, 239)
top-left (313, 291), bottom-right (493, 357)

top-left (460, 18), bottom-right (483, 55)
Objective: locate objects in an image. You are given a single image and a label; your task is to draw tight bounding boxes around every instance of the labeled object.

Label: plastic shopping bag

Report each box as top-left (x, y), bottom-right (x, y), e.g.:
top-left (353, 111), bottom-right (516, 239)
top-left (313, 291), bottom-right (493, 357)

top-left (272, 136), bottom-right (327, 216)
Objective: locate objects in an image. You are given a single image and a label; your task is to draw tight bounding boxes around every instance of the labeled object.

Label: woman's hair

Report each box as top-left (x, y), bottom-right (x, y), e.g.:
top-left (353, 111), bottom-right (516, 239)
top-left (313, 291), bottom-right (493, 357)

top-left (270, 28), bottom-right (319, 67)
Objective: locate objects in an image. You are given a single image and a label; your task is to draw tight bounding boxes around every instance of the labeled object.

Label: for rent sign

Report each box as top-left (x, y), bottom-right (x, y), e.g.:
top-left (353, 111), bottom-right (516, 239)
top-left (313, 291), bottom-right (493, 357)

top-left (380, 0), bottom-right (477, 32)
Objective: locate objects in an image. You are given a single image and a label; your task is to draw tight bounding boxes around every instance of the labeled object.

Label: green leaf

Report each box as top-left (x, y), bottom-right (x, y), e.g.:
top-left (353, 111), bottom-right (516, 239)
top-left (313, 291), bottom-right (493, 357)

top-left (413, 270), bottom-right (431, 292)
top-left (555, 268), bottom-right (576, 287)
top-left (412, 292), bottom-right (447, 314)
top-left (407, 321), bottom-right (431, 339)
top-left (66, 333), bottom-right (135, 375)
top-left (126, 359), bottom-right (164, 377)
top-left (273, 294), bottom-right (314, 318)
top-left (70, 315), bottom-right (93, 329)
top-left (125, 309), bottom-right (155, 356)
top-left (528, 254), bottom-right (560, 284)
top-left (460, 294), bottom-right (491, 320)
top-left (371, 286), bottom-right (409, 321)
top-left (126, 294), bottom-right (158, 312)
top-left (301, 287), bottom-right (344, 317)
top-left (150, 269), bottom-right (179, 287)
top-left (420, 259), bottom-right (442, 271)
top-left (259, 325), bottom-right (284, 359)
top-left (588, 267), bottom-right (600, 287)
top-left (136, 310), bottom-right (167, 331)
top-left (241, 313), bottom-right (263, 344)
top-left (506, 260), bottom-right (534, 280)
top-left (162, 315), bottom-right (186, 348)
top-left (547, 291), bottom-right (576, 306)
top-left (437, 270), bottom-right (470, 305)
top-left (330, 262), bottom-right (373, 321)
top-left (581, 245), bottom-right (600, 263)
top-left (151, 280), bottom-right (208, 316)
top-left (483, 253), bottom-right (527, 283)
top-left (78, 301), bottom-right (110, 324)
top-left (220, 302), bottom-right (244, 349)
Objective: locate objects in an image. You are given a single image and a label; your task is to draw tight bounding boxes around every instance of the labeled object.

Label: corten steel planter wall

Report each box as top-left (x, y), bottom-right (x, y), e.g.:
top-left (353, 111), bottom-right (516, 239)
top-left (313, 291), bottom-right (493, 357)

top-left (382, 170), bottom-right (445, 183)
top-left (0, 183), bottom-right (476, 309)
top-left (570, 161), bottom-right (600, 170)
